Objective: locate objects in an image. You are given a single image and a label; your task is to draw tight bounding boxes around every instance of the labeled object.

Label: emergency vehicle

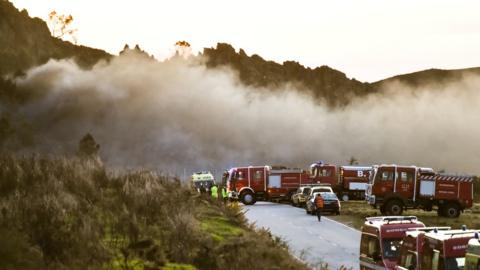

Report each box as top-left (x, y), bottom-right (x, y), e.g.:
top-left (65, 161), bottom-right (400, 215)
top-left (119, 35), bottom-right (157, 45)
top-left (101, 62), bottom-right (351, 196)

top-left (396, 227), bottom-right (451, 270)
top-left (310, 162), bottom-right (372, 201)
top-left (365, 165), bottom-right (474, 217)
top-left (360, 216), bottom-right (425, 270)
top-left (421, 228), bottom-right (477, 270)
top-left (225, 165), bottom-right (312, 205)
top-left (191, 171), bottom-right (215, 192)
top-left (465, 232), bottom-right (480, 270)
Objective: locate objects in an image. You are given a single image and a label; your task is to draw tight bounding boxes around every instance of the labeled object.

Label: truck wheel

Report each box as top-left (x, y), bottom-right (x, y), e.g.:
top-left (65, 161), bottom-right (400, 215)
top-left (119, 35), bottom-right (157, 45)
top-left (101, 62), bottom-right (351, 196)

top-left (342, 194), bottom-right (349, 202)
top-left (444, 203), bottom-right (460, 218)
top-left (386, 200), bottom-right (403, 215)
top-left (241, 191), bottom-right (256, 205)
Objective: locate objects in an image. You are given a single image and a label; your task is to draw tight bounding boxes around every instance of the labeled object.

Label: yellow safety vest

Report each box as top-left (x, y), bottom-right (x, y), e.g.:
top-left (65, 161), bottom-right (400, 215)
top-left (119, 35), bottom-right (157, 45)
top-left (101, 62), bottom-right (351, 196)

top-left (211, 186), bottom-right (218, 198)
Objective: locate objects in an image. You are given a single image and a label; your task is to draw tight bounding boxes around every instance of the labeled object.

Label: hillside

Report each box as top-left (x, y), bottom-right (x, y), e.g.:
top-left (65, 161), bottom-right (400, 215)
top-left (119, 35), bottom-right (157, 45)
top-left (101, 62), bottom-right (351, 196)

top-left (202, 43), bottom-right (374, 105)
top-left (372, 67), bottom-right (480, 89)
top-left (0, 0), bottom-right (110, 77)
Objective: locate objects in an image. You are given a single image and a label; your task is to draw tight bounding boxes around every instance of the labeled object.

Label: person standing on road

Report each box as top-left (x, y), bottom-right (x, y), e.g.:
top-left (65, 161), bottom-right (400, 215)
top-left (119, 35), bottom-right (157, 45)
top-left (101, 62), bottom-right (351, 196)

top-left (211, 184), bottom-right (218, 200)
top-left (314, 193), bottom-right (324, 222)
top-left (221, 185), bottom-right (228, 202)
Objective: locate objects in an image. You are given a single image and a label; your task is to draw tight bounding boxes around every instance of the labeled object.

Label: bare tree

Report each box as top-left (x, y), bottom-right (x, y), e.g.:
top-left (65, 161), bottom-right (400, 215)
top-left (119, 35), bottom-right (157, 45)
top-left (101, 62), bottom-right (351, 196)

top-left (48, 11), bottom-right (78, 43)
top-left (349, 156), bottom-right (359, 165)
top-left (174, 40), bottom-right (192, 58)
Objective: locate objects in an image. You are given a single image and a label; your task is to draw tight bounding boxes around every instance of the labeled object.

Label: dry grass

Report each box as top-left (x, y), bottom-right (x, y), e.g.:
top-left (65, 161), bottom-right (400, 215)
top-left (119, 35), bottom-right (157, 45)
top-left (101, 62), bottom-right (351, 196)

top-left (330, 201), bottom-right (480, 230)
top-left (0, 154), bottom-right (309, 270)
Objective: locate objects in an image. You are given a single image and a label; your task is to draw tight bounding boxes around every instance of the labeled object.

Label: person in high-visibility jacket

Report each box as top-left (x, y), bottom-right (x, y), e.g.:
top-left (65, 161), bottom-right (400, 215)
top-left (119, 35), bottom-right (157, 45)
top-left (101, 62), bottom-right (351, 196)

top-left (221, 186), bottom-right (228, 202)
top-left (211, 185), bottom-right (218, 199)
top-left (314, 193), bottom-right (324, 222)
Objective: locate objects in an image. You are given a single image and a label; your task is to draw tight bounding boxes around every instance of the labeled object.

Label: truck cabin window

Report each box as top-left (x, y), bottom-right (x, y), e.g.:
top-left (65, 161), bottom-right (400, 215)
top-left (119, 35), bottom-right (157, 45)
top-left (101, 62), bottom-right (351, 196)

top-left (382, 239), bottom-right (402, 259)
top-left (237, 171), bottom-right (244, 180)
top-left (303, 188), bottom-right (311, 195)
top-left (400, 171), bottom-right (414, 182)
top-left (376, 170), bottom-right (394, 182)
top-left (319, 169), bottom-right (332, 177)
top-left (254, 171), bottom-right (262, 181)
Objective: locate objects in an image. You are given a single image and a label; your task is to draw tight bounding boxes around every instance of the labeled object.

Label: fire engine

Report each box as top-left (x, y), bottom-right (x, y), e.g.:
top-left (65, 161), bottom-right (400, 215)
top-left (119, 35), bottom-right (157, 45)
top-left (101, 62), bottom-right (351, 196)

top-left (225, 165), bottom-right (312, 205)
top-left (396, 227), bottom-right (451, 270)
top-left (365, 165), bottom-right (474, 217)
top-left (310, 162), bottom-right (372, 201)
top-left (360, 216), bottom-right (425, 270)
top-left (421, 228), bottom-right (477, 270)
top-left (465, 232), bottom-right (480, 270)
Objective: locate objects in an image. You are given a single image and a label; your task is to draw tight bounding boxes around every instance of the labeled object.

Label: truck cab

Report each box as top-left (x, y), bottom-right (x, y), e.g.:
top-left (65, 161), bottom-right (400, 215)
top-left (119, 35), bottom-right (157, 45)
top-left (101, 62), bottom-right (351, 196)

top-left (365, 165), bottom-right (473, 217)
top-left (360, 216), bottom-right (425, 270)
top-left (465, 233), bottom-right (480, 270)
top-left (310, 162), bottom-right (372, 201)
top-left (310, 162), bottom-right (337, 187)
top-left (421, 229), bottom-right (477, 270)
top-left (396, 227), bottom-right (451, 270)
top-left (226, 165), bottom-right (311, 205)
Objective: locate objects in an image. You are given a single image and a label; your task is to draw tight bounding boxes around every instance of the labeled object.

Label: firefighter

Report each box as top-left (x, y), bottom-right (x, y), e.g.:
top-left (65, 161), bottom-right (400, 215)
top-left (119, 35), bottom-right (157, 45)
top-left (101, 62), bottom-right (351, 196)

top-left (221, 185), bottom-right (228, 202)
top-left (211, 184), bottom-right (218, 200)
top-left (314, 193), bottom-right (324, 222)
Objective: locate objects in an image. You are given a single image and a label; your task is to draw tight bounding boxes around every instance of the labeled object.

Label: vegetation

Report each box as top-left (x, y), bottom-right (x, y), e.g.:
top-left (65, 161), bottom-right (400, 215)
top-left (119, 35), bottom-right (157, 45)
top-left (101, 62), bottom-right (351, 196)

top-left (330, 201), bottom-right (480, 231)
top-left (0, 154), bottom-right (308, 270)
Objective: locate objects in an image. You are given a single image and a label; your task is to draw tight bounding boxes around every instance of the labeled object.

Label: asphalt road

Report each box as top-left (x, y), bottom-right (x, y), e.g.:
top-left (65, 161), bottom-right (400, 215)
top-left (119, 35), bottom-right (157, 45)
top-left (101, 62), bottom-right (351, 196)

top-left (243, 202), bottom-right (360, 270)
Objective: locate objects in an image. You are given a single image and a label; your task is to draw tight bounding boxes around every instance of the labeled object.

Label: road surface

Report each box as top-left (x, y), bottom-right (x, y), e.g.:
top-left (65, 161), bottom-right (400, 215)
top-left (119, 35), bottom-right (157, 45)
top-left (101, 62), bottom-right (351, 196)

top-left (243, 202), bottom-right (360, 270)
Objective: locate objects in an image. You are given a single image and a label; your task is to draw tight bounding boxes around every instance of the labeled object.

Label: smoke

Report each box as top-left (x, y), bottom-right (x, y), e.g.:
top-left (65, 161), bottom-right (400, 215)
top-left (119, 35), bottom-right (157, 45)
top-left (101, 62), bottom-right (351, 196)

top-left (10, 52), bottom-right (480, 176)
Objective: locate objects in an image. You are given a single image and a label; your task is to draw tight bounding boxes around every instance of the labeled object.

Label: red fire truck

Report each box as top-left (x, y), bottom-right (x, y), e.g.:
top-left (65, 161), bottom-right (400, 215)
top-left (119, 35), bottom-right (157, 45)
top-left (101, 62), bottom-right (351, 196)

top-left (365, 165), bottom-right (474, 217)
top-left (421, 228), bottom-right (477, 270)
top-left (360, 216), bottom-right (425, 270)
top-left (310, 162), bottom-right (372, 201)
top-left (225, 165), bottom-right (312, 205)
top-left (396, 227), bottom-right (451, 270)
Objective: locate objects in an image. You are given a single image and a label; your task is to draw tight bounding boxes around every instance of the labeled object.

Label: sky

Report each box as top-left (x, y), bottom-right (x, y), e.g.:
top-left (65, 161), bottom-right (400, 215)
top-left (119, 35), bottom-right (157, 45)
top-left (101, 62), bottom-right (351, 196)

top-left (10, 0), bottom-right (480, 82)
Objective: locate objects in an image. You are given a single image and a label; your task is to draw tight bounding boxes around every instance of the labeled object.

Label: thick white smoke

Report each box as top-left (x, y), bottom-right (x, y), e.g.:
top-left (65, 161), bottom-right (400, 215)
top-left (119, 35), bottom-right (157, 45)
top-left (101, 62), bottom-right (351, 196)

top-left (13, 52), bottom-right (480, 176)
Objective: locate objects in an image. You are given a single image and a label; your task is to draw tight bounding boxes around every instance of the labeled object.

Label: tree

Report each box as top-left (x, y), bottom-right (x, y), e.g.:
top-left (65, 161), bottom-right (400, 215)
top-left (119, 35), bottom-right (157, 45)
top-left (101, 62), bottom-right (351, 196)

top-left (48, 11), bottom-right (78, 43)
top-left (77, 133), bottom-right (100, 158)
top-left (348, 156), bottom-right (359, 165)
top-left (174, 40), bottom-right (192, 58)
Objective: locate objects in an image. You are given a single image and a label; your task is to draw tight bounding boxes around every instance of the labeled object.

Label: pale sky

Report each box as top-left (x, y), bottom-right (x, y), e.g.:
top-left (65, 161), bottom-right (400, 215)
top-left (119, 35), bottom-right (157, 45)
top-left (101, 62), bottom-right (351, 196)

top-left (10, 0), bottom-right (480, 82)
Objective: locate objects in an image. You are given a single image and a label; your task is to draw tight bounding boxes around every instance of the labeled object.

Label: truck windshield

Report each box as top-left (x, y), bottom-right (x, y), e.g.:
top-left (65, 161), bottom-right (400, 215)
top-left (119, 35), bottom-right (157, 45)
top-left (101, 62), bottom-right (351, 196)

top-left (383, 239), bottom-right (402, 259)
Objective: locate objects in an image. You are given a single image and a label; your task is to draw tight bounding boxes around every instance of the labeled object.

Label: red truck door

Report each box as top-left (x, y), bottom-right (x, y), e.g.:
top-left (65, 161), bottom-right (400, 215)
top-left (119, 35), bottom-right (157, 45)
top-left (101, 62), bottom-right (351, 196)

top-left (395, 167), bottom-right (416, 199)
top-left (372, 166), bottom-right (395, 195)
top-left (249, 166), bottom-right (266, 192)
